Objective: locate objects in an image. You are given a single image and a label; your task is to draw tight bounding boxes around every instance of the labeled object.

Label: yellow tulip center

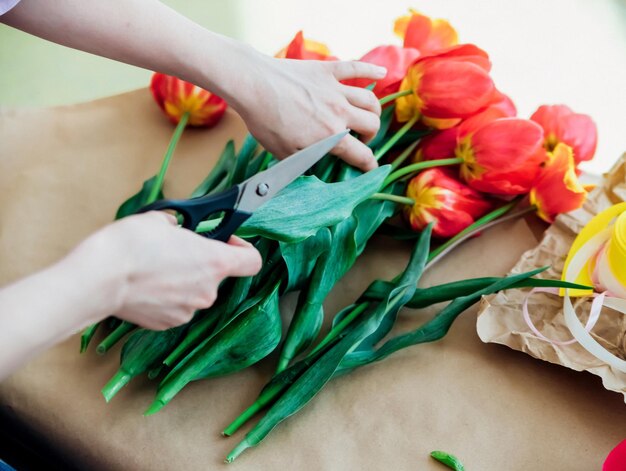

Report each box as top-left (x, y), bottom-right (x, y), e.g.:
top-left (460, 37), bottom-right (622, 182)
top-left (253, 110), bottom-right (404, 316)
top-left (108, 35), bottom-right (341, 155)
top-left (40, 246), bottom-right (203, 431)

top-left (456, 136), bottom-right (484, 181)
top-left (545, 133), bottom-right (560, 152)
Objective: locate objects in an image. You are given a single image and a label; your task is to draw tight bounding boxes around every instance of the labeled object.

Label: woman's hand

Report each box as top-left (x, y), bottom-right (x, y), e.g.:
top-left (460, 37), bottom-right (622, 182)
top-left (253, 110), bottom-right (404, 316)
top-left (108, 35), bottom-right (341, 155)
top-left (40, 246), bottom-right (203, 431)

top-left (226, 54), bottom-right (386, 171)
top-left (72, 212), bottom-right (262, 330)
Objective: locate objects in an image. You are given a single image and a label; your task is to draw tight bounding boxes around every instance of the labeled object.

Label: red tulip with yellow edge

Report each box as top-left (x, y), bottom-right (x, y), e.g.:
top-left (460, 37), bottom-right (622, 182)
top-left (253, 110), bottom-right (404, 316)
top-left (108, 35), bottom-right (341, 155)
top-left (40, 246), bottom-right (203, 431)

top-left (342, 45), bottom-right (420, 98)
top-left (394, 9), bottom-right (458, 54)
top-left (530, 143), bottom-right (587, 223)
top-left (395, 44), bottom-right (496, 129)
top-left (530, 104), bottom-right (597, 164)
top-left (455, 117), bottom-right (544, 195)
top-left (275, 31), bottom-right (337, 60)
top-left (150, 72), bottom-right (227, 127)
top-left (404, 167), bottom-right (493, 238)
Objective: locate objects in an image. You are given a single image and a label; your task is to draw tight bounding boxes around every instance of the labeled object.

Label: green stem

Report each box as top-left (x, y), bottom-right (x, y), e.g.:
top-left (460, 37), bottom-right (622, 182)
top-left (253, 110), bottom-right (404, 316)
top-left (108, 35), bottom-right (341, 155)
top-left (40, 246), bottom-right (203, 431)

top-left (390, 140), bottom-right (420, 171)
top-left (96, 321), bottom-right (136, 355)
top-left (163, 313), bottom-right (220, 367)
top-left (427, 199), bottom-right (528, 263)
top-left (80, 322), bottom-right (100, 353)
top-left (225, 440), bottom-right (251, 463)
top-left (309, 303), bottom-right (370, 357)
top-left (223, 395), bottom-right (269, 437)
top-left (379, 89), bottom-right (413, 106)
top-left (383, 158), bottom-right (464, 187)
top-left (374, 114), bottom-right (418, 161)
top-left (147, 111), bottom-right (190, 203)
top-left (101, 370), bottom-right (131, 402)
top-left (370, 193), bottom-right (414, 206)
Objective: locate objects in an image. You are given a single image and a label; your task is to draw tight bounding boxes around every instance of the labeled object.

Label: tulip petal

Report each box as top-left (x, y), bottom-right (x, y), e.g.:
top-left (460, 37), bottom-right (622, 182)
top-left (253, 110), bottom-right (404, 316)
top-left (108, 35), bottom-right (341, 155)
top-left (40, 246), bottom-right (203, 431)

top-left (418, 60), bottom-right (495, 119)
top-left (404, 168), bottom-right (493, 237)
top-left (394, 10), bottom-right (458, 54)
top-left (530, 143), bottom-right (587, 222)
top-left (343, 45), bottom-right (420, 98)
top-left (149, 72), bottom-right (227, 127)
top-left (276, 31), bottom-right (336, 61)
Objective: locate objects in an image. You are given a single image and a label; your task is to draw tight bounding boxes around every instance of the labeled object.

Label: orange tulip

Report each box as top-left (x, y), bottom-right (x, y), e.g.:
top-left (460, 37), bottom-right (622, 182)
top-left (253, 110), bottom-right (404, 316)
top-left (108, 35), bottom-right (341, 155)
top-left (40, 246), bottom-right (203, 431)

top-left (404, 168), bottom-right (493, 238)
top-left (530, 143), bottom-right (587, 222)
top-left (530, 104), bottom-right (597, 164)
top-left (342, 45), bottom-right (420, 98)
top-left (456, 117), bottom-right (544, 195)
top-left (395, 44), bottom-right (496, 129)
top-left (394, 10), bottom-right (458, 54)
top-left (275, 31), bottom-right (337, 60)
top-left (150, 73), bottom-right (227, 127)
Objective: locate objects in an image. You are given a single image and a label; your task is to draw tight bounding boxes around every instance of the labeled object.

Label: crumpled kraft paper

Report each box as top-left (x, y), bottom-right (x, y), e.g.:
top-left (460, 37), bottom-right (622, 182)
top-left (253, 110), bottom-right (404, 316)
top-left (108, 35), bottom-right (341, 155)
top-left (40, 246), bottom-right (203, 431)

top-left (1, 90), bottom-right (625, 471)
top-left (477, 154), bottom-right (626, 400)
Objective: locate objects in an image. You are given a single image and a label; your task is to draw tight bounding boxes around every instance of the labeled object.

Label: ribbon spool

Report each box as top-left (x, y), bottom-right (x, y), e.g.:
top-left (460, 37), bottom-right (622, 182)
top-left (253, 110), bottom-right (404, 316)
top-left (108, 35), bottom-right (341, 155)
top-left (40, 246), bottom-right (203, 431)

top-left (526, 203), bottom-right (626, 373)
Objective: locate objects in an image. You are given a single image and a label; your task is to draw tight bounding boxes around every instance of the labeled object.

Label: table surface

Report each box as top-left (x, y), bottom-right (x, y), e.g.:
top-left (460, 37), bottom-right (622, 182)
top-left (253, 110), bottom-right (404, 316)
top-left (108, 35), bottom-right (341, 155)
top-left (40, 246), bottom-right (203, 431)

top-left (1, 90), bottom-right (625, 471)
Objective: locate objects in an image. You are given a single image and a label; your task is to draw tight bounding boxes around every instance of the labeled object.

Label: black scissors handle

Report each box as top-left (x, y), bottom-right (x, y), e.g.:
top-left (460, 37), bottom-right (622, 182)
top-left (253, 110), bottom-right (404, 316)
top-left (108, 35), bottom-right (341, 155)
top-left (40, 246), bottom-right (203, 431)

top-left (137, 186), bottom-right (252, 242)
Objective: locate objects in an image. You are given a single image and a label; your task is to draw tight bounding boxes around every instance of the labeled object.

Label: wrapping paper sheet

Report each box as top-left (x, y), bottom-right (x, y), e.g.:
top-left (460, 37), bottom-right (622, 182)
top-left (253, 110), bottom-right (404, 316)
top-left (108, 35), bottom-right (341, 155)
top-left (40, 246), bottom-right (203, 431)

top-left (477, 155), bottom-right (626, 400)
top-left (0, 90), bottom-right (624, 470)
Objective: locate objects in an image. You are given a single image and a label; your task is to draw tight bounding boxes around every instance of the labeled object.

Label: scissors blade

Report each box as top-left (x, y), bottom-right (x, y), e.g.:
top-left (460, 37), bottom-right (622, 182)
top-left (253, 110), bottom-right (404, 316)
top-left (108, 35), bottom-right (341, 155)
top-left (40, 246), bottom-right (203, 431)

top-left (236, 130), bottom-right (348, 213)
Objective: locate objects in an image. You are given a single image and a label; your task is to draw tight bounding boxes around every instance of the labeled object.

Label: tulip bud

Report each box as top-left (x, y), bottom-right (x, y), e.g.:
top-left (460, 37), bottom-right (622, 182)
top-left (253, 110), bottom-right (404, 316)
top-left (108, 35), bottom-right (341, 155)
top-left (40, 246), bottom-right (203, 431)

top-left (530, 104), bottom-right (597, 164)
top-left (275, 31), bottom-right (336, 60)
top-left (530, 143), bottom-right (587, 222)
top-left (150, 73), bottom-right (227, 128)
top-left (404, 168), bottom-right (493, 238)
top-left (396, 44), bottom-right (496, 129)
top-left (394, 10), bottom-right (458, 54)
top-left (456, 117), bottom-right (544, 195)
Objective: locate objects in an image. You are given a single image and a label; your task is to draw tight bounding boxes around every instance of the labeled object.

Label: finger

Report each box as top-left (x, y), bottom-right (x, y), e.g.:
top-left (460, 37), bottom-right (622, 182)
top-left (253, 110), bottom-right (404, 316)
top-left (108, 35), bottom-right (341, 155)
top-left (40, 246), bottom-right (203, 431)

top-left (331, 61), bottom-right (387, 81)
top-left (341, 85), bottom-right (382, 116)
top-left (227, 235), bottom-right (254, 248)
top-left (346, 108), bottom-right (380, 144)
top-left (332, 135), bottom-right (378, 172)
top-left (217, 244), bottom-right (263, 278)
top-left (144, 210), bottom-right (178, 226)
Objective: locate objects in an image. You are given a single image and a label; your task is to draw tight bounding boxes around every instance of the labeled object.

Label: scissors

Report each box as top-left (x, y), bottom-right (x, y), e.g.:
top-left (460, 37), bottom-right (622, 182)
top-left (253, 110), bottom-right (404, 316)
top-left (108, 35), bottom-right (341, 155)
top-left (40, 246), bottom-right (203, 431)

top-left (137, 130), bottom-right (348, 242)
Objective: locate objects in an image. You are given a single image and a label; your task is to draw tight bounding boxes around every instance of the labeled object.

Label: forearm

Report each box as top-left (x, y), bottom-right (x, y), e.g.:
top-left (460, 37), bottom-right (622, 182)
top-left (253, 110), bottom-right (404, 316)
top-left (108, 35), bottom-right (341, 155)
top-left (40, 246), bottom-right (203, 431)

top-left (1, 0), bottom-right (255, 107)
top-left (0, 247), bottom-right (120, 379)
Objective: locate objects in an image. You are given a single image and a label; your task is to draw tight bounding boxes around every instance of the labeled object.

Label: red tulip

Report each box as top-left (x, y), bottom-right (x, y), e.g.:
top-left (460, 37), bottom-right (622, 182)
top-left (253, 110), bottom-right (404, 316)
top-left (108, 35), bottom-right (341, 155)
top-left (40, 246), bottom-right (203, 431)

top-left (530, 104), bottom-right (597, 164)
top-left (150, 73), bottom-right (227, 127)
top-left (530, 143), bottom-right (587, 222)
top-left (603, 440), bottom-right (626, 471)
top-left (342, 45), bottom-right (420, 98)
top-left (396, 44), bottom-right (496, 129)
top-left (404, 168), bottom-right (493, 238)
top-left (489, 90), bottom-right (517, 117)
top-left (414, 127), bottom-right (458, 162)
top-left (394, 10), bottom-right (458, 54)
top-left (413, 98), bottom-right (516, 163)
top-left (456, 117), bottom-right (544, 195)
top-left (275, 31), bottom-right (337, 61)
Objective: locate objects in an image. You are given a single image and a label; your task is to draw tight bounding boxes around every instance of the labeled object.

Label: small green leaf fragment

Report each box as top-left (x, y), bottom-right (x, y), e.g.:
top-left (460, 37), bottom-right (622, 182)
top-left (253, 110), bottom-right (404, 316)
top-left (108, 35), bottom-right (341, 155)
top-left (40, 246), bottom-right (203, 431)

top-left (430, 450), bottom-right (465, 471)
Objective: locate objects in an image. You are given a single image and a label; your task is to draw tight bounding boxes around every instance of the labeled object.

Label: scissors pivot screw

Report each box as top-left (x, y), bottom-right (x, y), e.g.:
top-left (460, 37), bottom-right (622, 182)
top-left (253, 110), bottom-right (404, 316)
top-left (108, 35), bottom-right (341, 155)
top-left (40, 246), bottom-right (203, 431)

top-left (256, 183), bottom-right (270, 197)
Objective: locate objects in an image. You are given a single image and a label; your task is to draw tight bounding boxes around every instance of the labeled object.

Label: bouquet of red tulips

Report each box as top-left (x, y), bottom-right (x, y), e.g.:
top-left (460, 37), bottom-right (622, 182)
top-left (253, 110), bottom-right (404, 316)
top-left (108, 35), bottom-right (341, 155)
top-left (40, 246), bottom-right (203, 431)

top-left (80, 9), bottom-right (597, 462)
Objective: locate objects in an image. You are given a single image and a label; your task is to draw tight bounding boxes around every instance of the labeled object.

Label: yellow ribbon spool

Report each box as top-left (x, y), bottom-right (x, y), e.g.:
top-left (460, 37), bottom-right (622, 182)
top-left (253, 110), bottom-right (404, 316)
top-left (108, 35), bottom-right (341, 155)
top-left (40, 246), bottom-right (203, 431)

top-left (562, 202), bottom-right (626, 296)
top-left (607, 211), bottom-right (626, 288)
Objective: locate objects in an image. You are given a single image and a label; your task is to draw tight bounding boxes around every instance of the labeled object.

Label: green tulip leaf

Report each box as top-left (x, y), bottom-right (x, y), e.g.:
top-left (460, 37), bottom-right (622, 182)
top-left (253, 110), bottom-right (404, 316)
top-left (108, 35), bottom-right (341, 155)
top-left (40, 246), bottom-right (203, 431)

top-left (147, 277), bottom-right (283, 414)
top-left (115, 175), bottom-right (163, 220)
top-left (225, 225), bottom-right (432, 462)
top-left (279, 228), bottom-right (332, 292)
top-left (238, 165), bottom-right (391, 243)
